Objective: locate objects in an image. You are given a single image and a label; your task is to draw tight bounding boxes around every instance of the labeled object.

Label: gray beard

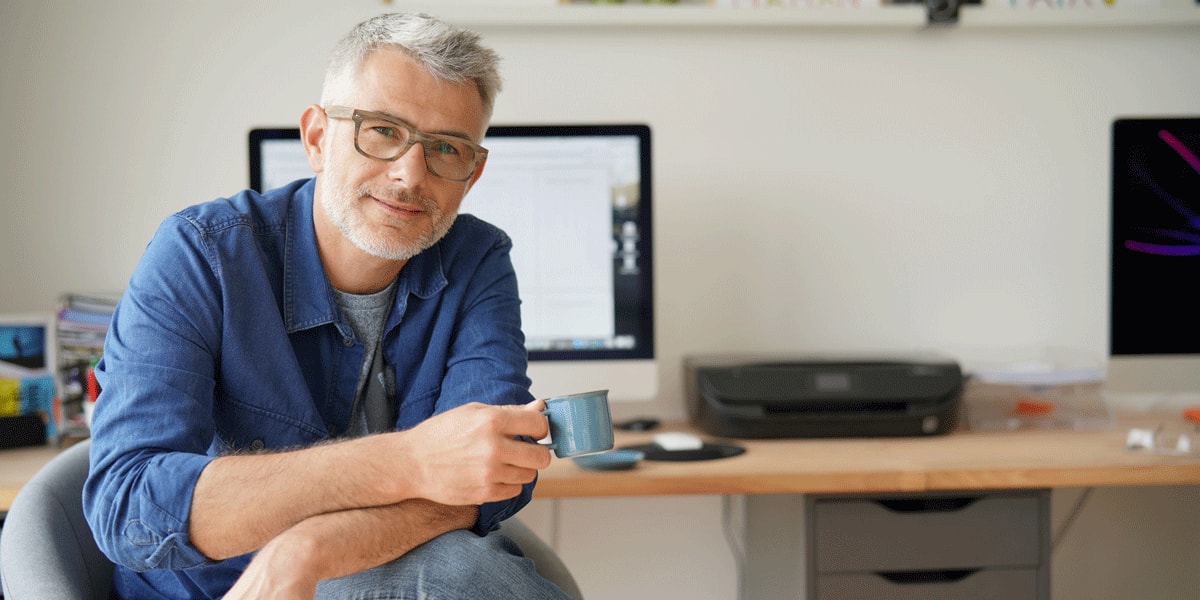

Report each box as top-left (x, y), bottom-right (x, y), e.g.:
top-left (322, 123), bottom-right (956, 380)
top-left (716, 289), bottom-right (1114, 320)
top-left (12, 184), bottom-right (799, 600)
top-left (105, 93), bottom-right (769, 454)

top-left (320, 178), bottom-right (456, 262)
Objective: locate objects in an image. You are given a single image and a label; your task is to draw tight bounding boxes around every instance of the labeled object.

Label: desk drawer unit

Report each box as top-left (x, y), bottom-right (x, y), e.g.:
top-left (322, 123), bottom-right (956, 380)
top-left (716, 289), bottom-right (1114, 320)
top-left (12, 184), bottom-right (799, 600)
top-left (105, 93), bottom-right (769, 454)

top-left (807, 490), bottom-right (1049, 600)
top-left (815, 568), bottom-right (1039, 600)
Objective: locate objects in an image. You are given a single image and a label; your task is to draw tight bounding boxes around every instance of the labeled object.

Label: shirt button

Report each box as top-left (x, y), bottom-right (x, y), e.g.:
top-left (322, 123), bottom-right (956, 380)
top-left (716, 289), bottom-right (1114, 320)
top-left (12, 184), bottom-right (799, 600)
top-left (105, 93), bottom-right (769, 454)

top-left (249, 439), bottom-right (265, 451)
top-left (343, 337), bottom-right (354, 347)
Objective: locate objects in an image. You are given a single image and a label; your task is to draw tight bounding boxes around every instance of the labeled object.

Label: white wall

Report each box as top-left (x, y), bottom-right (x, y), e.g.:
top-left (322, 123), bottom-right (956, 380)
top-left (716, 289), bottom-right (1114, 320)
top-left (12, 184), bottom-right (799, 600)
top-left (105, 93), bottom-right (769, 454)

top-left (3, 1), bottom-right (1199, 598)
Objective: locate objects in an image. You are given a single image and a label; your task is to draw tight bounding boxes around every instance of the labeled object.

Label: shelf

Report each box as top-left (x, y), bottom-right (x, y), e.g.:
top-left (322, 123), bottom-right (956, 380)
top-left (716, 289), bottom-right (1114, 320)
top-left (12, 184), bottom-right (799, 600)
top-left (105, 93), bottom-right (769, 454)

top-left (403, 2), bottom-right (1200, 28)
top-left (957, 6), bottom-right (1200, 27)
top-left (407, 4), bottom-right (928, 28)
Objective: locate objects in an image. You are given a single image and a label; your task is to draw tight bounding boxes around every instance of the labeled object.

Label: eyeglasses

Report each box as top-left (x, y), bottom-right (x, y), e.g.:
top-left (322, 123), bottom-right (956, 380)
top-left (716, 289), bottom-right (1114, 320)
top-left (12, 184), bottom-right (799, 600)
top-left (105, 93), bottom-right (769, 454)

top-left (323, 105), bottom-right (488, 182)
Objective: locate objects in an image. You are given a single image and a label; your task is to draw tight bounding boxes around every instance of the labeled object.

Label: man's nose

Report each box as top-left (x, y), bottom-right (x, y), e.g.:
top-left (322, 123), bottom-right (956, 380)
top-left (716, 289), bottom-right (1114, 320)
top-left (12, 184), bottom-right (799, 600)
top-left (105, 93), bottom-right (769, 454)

top-left (386, 142), bottom-right (428, 186)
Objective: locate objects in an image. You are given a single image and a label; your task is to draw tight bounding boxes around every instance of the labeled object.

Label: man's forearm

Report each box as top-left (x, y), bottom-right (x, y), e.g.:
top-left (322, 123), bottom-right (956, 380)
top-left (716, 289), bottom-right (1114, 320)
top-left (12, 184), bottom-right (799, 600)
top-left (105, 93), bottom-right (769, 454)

top-left (225, 500), bottom-right (479, 597)
top-left (292, 500), bottom-right (478, 581)
top-left (190, 435), bottom-right (412, 559)
top-left (189, 402), bottom-right (547, 560)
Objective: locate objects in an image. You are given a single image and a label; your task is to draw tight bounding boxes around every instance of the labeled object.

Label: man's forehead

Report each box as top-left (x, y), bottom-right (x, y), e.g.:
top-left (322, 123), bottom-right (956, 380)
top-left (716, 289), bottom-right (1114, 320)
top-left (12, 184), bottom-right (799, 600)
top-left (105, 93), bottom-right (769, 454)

top-left (348, 49), bottom-right (486, 139)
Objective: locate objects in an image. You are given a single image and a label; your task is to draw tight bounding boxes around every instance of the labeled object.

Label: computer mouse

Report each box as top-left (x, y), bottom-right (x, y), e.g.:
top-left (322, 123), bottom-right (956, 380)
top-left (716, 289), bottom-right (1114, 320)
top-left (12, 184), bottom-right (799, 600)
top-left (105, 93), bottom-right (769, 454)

top-left (652, 431), bottom-right (704, 452)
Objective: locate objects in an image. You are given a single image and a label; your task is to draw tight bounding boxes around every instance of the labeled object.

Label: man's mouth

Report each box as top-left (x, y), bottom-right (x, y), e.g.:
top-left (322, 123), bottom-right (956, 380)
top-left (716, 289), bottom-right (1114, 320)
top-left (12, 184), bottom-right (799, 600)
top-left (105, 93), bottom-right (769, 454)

top-left (371, 195), bottom-right (424, 216)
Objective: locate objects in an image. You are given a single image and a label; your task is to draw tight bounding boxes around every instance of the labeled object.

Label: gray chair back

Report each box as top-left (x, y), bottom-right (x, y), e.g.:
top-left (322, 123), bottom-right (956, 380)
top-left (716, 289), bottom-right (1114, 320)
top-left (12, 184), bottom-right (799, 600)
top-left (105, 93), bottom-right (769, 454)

top-left (0, 439), bottom-right (112, 599)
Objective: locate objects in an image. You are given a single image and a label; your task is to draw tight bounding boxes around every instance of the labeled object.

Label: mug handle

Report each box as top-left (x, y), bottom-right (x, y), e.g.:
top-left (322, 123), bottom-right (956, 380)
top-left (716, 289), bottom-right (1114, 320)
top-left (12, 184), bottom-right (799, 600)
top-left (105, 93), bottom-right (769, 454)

top-left (539, 408), bottom-right (557, 450)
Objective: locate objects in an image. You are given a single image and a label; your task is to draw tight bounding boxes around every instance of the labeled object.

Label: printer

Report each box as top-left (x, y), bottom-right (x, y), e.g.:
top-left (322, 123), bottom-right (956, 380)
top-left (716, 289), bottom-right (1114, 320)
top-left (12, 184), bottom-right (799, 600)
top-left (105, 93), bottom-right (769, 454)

top-left (684, 354), bottom-right (963, 439)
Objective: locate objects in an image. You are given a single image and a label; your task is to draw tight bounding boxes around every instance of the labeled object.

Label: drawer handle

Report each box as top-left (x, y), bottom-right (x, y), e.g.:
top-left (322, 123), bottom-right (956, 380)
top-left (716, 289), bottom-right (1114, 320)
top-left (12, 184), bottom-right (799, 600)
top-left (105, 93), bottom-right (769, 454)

top-left (876, 569), bottom-right (979, 585)
top-left (875, 497), bottom-right (978, 513)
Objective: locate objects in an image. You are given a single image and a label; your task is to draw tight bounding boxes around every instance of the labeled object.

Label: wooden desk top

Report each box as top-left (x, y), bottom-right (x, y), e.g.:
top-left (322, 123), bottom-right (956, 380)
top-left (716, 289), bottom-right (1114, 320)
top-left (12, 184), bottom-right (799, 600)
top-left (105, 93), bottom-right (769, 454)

top-left (0, 442), bottom-right (60, 514)
top-left (4, 412), bottom-right (1199, 512)
top-left (533, 411), bottom-right (1200, 498)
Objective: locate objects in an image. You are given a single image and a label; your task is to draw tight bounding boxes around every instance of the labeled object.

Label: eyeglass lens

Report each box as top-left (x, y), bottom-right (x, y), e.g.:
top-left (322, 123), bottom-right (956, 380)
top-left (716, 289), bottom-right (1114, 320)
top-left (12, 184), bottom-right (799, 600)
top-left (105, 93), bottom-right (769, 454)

top-left (355, 115), bottom-right (478, 181)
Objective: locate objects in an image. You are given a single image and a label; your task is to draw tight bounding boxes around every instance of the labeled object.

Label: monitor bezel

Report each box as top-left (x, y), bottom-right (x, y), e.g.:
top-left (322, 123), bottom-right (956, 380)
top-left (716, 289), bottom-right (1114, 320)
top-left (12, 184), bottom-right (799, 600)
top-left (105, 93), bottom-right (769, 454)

top-left (248, 128), bottom-right (301, 193)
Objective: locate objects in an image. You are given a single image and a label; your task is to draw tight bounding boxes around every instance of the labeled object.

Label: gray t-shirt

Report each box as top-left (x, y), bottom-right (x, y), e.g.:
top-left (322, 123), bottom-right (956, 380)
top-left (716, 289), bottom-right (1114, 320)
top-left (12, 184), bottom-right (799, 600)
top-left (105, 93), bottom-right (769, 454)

top-left (335, 281), bottom-right (398, 436)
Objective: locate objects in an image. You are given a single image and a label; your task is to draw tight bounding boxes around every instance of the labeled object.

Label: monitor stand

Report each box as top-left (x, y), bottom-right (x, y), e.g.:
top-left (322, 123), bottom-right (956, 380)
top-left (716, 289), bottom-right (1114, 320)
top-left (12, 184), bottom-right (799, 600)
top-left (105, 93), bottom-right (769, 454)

top-left (1105, 355), bottom-right (1200, 409)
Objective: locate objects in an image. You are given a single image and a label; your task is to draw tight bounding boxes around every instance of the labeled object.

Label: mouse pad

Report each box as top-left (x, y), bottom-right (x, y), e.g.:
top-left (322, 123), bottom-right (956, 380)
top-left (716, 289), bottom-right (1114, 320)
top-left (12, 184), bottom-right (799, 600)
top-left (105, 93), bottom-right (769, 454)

top-left (618, 442), bottom-right (746, 462)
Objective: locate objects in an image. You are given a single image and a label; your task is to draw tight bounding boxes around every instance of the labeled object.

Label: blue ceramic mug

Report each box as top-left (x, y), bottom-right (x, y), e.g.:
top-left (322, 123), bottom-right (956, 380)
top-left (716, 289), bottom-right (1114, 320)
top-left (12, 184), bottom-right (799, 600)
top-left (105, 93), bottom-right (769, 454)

top-left (541, 390), bottom-right (614, 458)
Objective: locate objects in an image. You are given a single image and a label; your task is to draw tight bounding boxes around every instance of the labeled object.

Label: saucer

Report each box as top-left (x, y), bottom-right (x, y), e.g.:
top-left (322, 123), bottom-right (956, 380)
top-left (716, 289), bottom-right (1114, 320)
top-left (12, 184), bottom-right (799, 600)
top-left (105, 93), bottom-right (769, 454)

top-left (572, 449), bottom-right (645, 471)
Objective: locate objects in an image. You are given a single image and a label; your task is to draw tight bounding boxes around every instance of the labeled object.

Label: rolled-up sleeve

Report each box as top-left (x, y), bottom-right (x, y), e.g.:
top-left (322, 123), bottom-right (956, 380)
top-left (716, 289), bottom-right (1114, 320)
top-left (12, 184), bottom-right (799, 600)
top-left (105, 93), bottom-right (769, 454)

top-left (475, 479), bottom-right (536, 536)
top-left (83, 215), bottom-right (224, 571)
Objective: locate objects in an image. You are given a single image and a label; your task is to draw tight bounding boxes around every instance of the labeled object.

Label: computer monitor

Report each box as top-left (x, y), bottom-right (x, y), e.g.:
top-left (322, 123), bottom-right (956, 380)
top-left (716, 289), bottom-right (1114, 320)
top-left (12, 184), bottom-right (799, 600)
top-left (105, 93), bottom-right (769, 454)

top-left (1108, 116), bottom-right (1200, 393)
top-left (248, 123), bottom-right (657, 402)
top-left (248, 128), bottom-right (308, 193)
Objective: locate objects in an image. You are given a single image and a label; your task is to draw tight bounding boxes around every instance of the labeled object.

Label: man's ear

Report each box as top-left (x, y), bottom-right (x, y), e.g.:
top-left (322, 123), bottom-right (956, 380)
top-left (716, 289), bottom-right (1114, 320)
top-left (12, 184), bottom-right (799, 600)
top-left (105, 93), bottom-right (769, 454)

top-left (462, 157), bottom-right (487, 196)
top-left (299, 104), bottom-right (327, 174)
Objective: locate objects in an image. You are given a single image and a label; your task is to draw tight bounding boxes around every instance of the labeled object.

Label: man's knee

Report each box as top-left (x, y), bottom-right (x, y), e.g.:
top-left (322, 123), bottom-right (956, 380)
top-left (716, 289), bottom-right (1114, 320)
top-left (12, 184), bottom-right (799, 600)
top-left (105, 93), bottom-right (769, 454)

top-left (315, 529), bottom-right (564, 600)
top-left (415, 529), bottom-right (529, 580)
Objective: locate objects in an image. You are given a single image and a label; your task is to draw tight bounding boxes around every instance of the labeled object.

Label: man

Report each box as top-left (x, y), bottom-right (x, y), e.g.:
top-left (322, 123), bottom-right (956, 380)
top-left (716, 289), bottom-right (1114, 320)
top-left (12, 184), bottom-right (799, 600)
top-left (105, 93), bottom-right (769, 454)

top-left (83, 12), bottom-right (571, 599)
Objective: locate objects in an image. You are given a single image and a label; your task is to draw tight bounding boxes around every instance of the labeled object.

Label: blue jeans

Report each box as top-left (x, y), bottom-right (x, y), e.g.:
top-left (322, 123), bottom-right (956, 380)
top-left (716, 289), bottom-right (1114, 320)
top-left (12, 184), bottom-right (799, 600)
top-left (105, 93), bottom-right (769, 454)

top-left (313, 530), bottom-right (573, 599)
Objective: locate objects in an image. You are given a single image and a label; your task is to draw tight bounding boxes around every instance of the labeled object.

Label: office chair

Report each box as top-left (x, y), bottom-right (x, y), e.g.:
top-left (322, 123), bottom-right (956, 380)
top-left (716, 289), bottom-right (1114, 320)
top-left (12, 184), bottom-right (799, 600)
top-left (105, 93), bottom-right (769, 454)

top-left (0, 439), bottom-right (582, 600)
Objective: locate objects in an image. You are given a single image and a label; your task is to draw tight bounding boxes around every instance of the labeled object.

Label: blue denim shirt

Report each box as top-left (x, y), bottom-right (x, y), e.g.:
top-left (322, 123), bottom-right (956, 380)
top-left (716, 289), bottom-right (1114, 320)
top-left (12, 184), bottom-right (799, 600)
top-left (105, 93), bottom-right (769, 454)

top-left (83, 179), bottom-right (535, 599)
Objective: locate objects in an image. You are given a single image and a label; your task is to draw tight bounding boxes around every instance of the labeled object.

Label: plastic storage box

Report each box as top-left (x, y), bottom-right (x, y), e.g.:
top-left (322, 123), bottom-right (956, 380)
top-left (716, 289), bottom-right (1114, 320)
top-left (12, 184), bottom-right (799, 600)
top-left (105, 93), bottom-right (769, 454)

top-left (963, 350), bottom-right (1112, 431)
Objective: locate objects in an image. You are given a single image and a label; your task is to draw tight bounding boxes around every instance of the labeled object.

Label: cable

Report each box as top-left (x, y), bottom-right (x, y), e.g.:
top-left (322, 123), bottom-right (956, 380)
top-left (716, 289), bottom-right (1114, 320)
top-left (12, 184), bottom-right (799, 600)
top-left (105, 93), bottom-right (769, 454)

top-left (721, 495), bottom-right (748, 600)
top-left (1051, 487), bottom-right (1094, 555)
top-left (550, 498), bottom-right (562, 551)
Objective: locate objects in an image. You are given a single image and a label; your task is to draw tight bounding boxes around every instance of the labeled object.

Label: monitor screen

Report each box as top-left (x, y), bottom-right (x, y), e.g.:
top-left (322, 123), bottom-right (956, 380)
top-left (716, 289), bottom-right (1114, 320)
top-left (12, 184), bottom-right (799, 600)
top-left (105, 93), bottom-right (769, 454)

top-left (248, 123), bottom-right (657, 402)
top-left (1110, 117), bottom-right (1200, 355)
top-left (1108, 116), bottom-right (1200, 392)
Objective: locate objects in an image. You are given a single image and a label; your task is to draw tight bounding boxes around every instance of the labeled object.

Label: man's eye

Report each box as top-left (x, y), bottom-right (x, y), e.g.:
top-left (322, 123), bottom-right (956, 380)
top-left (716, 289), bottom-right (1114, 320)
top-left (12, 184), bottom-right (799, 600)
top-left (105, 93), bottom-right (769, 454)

top-left (431, 140), bottom-right (460, 156)
top-left (370, 126), bottom-right (400, 139)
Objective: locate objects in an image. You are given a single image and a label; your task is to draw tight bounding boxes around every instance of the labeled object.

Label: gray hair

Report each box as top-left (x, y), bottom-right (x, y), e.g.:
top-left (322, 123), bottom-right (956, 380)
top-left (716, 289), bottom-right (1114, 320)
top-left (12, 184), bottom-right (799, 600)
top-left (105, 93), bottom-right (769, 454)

top-left (321, 13), bottom-right (502, 122)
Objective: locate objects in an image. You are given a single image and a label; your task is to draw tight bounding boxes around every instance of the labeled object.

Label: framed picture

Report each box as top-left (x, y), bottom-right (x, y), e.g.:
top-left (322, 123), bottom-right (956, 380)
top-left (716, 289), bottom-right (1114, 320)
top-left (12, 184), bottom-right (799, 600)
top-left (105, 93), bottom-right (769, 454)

top-left (0, 313), bottom-right (55, 445)
top-left (0, 313), bottom-right (53, 377)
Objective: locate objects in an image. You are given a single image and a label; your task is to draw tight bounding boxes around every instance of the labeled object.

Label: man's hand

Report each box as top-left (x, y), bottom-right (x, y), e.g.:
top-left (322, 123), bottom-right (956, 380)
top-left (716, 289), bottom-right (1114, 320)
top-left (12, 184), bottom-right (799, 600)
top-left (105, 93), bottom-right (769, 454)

top-left (221, 530), bottom-right (321, 600)
top-left (391, 399), bottom-right (552, 506)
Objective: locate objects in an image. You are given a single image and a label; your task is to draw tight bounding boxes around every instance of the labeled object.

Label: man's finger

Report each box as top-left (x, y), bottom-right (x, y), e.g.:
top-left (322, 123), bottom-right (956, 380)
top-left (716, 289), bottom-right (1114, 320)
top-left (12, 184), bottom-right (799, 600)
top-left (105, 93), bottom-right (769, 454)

top-left (499, 434), bottom-right (553, 470)
top-left (490, 401), bottom-right (550, 440)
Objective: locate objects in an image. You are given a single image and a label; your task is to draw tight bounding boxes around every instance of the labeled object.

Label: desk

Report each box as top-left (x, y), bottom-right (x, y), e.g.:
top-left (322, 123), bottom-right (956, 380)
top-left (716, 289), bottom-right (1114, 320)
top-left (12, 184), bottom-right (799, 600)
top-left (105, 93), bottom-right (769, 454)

top-left (533, 410), bottom-right (1200, 498)
top-left (4, 412), bottom-right (1200, 511)
top-left (535, 411), bottom-right (1200, 599)
top-left (3, 412), bottom-right (1198, 599)
top-left (0, 443), bottom-right (61, 515)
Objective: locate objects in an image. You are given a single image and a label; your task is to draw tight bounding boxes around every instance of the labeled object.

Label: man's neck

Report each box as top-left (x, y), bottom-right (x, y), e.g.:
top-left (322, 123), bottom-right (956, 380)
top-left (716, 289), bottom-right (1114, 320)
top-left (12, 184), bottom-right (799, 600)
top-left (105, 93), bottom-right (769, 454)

top-left (326, 252), bottom-right (405, 295)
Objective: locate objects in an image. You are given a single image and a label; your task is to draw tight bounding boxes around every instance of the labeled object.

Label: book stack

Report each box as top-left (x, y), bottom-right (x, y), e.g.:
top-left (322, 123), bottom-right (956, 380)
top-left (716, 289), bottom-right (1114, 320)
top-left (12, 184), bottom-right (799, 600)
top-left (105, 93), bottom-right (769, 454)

top-left (56, 293), bottom-right (119, 444)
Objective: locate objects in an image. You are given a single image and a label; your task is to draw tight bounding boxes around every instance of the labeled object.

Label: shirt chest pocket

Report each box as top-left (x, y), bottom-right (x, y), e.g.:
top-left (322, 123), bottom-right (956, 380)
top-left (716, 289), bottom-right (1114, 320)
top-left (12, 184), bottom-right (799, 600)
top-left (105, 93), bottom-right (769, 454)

top-left (212, 391), bottom-right (327, 453)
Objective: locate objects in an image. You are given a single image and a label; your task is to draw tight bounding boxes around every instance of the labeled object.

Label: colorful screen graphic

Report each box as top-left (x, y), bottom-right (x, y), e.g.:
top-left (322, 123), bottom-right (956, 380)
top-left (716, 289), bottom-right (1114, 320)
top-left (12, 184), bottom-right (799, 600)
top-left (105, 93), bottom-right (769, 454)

top-left (1111, 117), bottom-right (1200, 355)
